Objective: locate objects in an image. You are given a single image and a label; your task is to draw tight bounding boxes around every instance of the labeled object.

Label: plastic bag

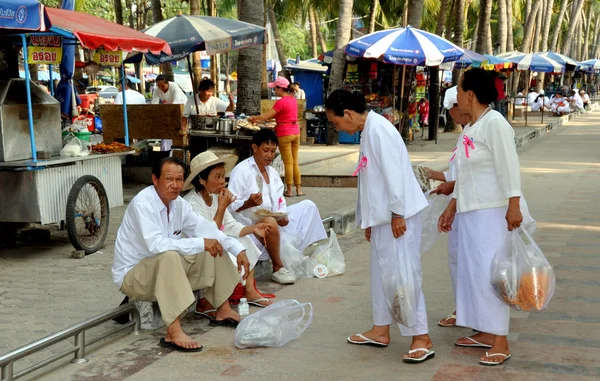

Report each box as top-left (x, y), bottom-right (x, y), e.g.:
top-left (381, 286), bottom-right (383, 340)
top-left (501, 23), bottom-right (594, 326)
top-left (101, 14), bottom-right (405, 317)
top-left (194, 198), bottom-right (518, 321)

top-left (419, 192), bottom-right (450, 253)
top-left (491, 227), bottom-right (555, 311)
top-left (379, 238), bottom-right (420, 327)
top-left (234, 299), bottom-right (313, 349)
top-left (311, 229), bottom-right (345, 277)
top-left (520, 196), bottom-right (536, 235)
top-left (60, 136), bottom-right (90, 157)
top-left (279, 232), bottom-right (315, 279)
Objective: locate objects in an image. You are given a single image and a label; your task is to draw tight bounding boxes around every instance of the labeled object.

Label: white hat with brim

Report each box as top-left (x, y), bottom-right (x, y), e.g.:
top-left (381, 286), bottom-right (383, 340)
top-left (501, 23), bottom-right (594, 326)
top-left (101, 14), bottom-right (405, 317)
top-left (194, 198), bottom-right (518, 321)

top-left (443, 86), bottom-right (458, 110)
top-left (183, 151), bottom-right (239, 191)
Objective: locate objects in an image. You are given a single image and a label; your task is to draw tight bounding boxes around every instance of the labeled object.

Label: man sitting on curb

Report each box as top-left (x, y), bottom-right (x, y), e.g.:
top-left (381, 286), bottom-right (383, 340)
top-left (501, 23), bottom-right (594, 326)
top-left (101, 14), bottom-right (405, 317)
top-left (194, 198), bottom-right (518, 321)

top-left (112, 157), bottom-right (250, 352)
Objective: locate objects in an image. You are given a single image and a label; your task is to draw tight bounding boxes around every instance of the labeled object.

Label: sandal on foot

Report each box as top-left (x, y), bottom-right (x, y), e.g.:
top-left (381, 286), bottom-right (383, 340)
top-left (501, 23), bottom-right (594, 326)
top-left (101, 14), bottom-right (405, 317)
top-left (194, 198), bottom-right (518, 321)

top-left (193, 309), bottom-right (217, 320)
top-left (209, 318), bottom-right (239, 328)
top-left (248, 298), bottom-right (270, 308)
top-left (454, 336), bottom-right (492, 348)
top-left (403, 348), bottom-right (435, 363)
top-left (438, 313), bottom-right (457, 327)
top-left (346, 333), bottom-right (388, 347)
top-left (159, 338), bottom-right (203, 353)
top-left (479, 352), bottom-right (511, 366)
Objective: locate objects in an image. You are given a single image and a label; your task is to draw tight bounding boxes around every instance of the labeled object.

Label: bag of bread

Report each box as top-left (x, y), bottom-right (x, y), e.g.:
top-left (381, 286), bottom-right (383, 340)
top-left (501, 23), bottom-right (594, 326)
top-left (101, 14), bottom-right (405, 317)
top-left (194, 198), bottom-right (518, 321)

top-left (491, 227), bottom-right (555, 311)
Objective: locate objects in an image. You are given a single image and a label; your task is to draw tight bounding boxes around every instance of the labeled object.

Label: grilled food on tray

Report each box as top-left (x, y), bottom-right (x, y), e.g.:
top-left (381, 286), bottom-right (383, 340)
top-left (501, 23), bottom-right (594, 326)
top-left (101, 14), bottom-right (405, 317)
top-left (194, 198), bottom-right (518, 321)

top-left (254, 208), bottom-right (287, 221)
top-left (237, 119), bottom-right (261, 131)
top-left (92, 142), bottom-right (133, 153)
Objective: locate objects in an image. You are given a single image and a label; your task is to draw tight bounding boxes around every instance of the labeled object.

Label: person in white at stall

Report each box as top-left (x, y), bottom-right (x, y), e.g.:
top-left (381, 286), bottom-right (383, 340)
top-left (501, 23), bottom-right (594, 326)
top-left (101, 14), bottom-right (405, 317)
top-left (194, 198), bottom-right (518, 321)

top-left (152, 75), bottom-right (188, 151)
top-left (438, 68), bottom-right (522, 366)
top-left (115, 78), bottom-right (147, 105)
top-left (325, 89), bottom-right (434, 364)
top-left (569, 89), bottom-right (584, 111)
top-left (112, 157), bottom-right (250, 353)
top-left (180, 79), bottom-right (235, 134)
top-left (580, 90), bottom-right (591, 109)
top-left (182, 151), bottom-right (276, 315)
top-left (227, 129), bottom-right (327, 285)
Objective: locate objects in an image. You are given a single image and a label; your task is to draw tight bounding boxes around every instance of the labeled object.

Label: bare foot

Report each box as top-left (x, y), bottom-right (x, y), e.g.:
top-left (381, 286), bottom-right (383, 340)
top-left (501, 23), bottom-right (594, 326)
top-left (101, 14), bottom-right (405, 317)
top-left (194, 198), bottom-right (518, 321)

top-left (244, 289), bottom-right (272, 306)
top-left (438, 311), bottom-right (456, 327)
top-left (403, 334), bottom-right (433, 360)
top-left (215, 302), bottom-right (241, 322)
top-left (455, 332), bottom-right (493, 347)
top-left (480, 336), bottom-right (510, 364)
top-left (165, 319), bottom-right (202, 350)
top-left (349, 326), bottom-right (391, 345)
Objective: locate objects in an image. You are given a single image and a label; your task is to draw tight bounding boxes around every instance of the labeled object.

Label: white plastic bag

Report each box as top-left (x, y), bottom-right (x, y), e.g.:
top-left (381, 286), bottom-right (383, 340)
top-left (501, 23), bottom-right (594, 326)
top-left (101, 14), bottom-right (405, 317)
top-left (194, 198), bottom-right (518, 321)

top-left (234, 299), bottom-right (313, 349)
top-left (279, 232), bottom-right (315, 279)
top-left (311, 229), bottom-right (345, 277)
top-left (379, 238), bottom-right (420, 327)
top-left (491, 227), bottom-right (555, 311)
top-left (60, 136), bottom-right (90, 157)
top-left (419, 192), bottom-right (450, 253)
top-left (520, 196), bottom-right (536, 235)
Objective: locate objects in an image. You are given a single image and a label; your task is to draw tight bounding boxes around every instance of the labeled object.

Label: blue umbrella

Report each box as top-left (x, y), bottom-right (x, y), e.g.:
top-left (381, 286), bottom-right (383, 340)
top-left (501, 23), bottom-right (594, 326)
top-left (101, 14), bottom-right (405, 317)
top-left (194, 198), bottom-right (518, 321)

top-left (453, 49), bottom-right (486, 69)
top-left (537, 51), bottom-right (577, 71)
top-left (499, 52), bottom-right (564, 73)
top-left (345, 26), bottom-right (464, 66)
top-left (0, 0), bottom-right (47, 31)
top-left (577, 59), bottom-right (600, 72)
top-left (54, 0), bottom-right (79, 119)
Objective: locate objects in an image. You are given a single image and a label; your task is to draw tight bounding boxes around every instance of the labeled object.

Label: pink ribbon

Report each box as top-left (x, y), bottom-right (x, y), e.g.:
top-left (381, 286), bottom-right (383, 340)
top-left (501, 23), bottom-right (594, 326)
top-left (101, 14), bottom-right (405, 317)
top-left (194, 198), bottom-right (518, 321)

top-left (352, 156), bottom-right (368, 177)
top-left (463, 135), bottom-right (475, 159)
top-left (278, 197), bottom-right (284, 211)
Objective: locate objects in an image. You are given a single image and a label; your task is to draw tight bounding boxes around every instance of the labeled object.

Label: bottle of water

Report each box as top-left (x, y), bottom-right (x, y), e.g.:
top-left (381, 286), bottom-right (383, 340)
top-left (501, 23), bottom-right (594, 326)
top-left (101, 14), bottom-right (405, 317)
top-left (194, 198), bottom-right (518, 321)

top-left (238, 298), bottom-right (250, 320)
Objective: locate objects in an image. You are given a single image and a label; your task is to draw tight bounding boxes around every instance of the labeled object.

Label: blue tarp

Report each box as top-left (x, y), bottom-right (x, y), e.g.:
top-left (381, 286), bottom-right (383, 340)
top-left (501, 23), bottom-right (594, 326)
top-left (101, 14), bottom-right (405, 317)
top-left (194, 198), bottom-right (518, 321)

top-left (54, 0), bottom-right (79, 118)
top-left (0, 0), bottom-right (47, 31)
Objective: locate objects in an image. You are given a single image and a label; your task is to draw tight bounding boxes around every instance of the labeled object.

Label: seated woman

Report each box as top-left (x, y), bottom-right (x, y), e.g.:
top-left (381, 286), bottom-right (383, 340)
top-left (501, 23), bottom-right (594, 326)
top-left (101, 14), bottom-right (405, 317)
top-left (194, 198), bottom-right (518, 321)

top-left (551, 93), bottom-right (570, 116)
top-left (228, 129), bottom-right (328, 284)
top-left (183, 151), bottom-right (274, 316)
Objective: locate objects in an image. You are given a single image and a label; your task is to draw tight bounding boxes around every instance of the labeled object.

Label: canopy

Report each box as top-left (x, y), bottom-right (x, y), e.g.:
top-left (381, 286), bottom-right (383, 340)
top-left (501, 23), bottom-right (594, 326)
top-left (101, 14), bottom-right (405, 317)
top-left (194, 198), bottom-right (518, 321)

top-left (537, 51), bottom-right (577, 71)
top-left (578, 58), bottom-right (600, 72)
top-left (453, 49), bottom-right (486, 69)
top-left (0, 0), bottom-right (47, 31)
top-left (46, 8), bottom-right (170, 54)
top-left (500, 52), bottom-right (564, 73)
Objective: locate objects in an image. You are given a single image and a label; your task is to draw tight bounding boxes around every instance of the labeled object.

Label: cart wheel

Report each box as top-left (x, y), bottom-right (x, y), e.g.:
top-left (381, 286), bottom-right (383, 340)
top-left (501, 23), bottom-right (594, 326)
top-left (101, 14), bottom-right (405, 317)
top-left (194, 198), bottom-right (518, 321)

top-left (66, 175), bottom-right (110, 254)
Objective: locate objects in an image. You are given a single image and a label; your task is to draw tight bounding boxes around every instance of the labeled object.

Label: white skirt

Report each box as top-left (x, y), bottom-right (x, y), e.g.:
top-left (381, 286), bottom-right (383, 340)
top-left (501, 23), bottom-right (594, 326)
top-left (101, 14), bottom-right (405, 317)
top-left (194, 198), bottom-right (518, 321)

top-left (227, 235), bottom-right (261, 274)
top-left (455, 207), bottom-right (510, 336)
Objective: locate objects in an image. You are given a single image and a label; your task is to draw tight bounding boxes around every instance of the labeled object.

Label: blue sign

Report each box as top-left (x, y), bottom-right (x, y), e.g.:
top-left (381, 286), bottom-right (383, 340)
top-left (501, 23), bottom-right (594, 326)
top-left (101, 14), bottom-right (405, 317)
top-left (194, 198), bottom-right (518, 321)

top-left (0, 0), bottom-right (45, 31)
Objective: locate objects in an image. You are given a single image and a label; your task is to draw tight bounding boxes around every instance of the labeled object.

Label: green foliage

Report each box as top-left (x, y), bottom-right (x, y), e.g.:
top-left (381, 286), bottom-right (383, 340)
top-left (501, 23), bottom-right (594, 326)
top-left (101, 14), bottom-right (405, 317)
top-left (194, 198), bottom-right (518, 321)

top-left (279, 20), bottom-right (312, 60)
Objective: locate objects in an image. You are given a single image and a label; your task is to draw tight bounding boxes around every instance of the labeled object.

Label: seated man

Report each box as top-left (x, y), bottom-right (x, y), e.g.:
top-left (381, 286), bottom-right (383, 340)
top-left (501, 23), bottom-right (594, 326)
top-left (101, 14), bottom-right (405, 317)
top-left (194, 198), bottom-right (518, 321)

top-left (112, 157), bottom-right (250, 353)
top-left (227, 129), bottom-right (328, 284)
top-left (580, 90), bottom-right (591, 109)
top-left (569, 89), bottom-right (584, 111)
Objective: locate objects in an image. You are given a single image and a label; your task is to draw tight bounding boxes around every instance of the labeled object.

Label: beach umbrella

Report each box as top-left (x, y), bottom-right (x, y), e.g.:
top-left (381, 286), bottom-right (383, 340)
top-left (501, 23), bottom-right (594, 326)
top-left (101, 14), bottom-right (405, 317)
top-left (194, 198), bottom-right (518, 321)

top-left (482, 54), bottom-right (513, 70)
top-left (537, 51), bottom-right (577, 71)
top-left (452, 49), bottom-right (486, 69)
top-left (578, 59), bottom-right (600, 71)
top-left (500, 52), bottom-right (564, 73)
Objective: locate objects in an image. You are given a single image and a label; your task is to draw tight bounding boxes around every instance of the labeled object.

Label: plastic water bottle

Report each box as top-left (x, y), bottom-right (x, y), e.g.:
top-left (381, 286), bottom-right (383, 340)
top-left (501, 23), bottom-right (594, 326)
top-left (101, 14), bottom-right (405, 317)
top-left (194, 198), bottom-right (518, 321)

top-left (238, 298), bottom-right (250, 320)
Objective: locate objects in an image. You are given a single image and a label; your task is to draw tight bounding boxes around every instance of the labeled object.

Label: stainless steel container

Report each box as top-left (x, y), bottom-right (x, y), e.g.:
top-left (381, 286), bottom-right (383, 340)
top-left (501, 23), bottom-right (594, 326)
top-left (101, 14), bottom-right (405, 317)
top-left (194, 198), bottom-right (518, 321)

top-left (217, 119), bottom-right (234, 133)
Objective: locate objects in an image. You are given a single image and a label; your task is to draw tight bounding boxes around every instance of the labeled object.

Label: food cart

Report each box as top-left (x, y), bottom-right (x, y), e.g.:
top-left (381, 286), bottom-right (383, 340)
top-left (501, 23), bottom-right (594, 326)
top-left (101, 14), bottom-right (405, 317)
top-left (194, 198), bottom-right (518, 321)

top-left (0, 2), bottom-right (170, 253)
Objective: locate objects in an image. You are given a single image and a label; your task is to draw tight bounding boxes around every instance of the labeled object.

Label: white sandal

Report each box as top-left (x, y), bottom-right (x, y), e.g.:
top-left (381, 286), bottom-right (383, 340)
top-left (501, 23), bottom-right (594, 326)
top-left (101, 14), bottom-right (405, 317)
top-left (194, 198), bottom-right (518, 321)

top-left (479, 352), bottom-right (511, 366)
top-left (402, 348), bottom-right (435, 363)
top-left (438, 313), bottom-right (457, 327)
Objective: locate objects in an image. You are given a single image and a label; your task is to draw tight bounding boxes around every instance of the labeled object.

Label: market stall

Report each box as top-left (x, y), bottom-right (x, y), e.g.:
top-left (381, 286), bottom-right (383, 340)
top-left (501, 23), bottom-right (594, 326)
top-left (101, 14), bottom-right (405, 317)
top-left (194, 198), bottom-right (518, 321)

top-left (0, 0), bottom-right (170, 253)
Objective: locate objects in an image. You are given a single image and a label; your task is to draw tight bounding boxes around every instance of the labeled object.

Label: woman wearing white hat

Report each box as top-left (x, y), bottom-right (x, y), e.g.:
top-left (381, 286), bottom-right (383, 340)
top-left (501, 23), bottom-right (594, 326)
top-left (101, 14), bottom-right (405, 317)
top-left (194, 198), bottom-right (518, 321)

top-left (183, 151), bottom-right (275, 318)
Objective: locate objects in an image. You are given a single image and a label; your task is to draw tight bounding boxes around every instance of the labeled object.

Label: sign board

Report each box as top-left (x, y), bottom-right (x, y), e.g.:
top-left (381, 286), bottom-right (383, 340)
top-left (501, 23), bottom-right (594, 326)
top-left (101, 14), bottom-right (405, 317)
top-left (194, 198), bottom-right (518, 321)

top-left (93, 49), bottom-right (123, 67)
top-left (27, 35), bottom-right (62, 64)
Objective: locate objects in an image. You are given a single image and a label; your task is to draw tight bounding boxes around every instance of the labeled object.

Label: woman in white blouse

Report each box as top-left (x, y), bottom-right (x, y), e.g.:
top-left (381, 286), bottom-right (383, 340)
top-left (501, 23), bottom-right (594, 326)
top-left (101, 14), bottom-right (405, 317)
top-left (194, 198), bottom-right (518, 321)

top-left (183, 151), bottom-right (274, 317)
top-left (438, 68), bottom-right (523, 366)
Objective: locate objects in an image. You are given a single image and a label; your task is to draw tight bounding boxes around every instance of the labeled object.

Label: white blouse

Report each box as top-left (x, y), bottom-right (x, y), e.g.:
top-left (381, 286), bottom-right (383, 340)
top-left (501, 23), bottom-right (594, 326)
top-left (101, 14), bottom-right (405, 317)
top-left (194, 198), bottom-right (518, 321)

top-left (184, 191), bottom-right (245, 237)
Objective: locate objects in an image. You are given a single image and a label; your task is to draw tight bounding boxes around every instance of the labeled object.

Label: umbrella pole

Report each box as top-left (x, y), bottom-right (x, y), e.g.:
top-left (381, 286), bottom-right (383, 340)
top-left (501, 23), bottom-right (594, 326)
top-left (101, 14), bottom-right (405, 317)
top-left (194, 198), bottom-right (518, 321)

top-left (49, 64), bottom-right (55, 96)
top-left (399, 65), bottom-right (407, 134)
top-left (21, 35), bottom-right (37, 162)
top-left (393, 66), bottom-right (397, 111)
top-left (120, 64), bottom-right (130, 146)
top-left (187, 55), bottom-right (200, 116)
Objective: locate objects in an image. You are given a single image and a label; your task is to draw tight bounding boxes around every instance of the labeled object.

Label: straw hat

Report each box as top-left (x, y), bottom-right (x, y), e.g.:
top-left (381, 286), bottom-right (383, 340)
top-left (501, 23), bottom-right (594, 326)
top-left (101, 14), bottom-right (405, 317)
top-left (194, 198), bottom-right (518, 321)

top-left (183, 151), bottom-right (238, 191)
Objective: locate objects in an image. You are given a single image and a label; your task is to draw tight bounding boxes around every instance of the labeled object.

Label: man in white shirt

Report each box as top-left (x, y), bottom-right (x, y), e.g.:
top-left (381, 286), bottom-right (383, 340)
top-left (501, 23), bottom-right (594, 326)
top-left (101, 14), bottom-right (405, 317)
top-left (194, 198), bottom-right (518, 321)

top-left (569, 89), bottom-right (584, 111)
top-left (580, 90), bottom-right (591, 109)
top-left (181, 79), bottom-right (234, 134)
top-left (526, 88), bottom-right (538, 108)
top-left (152, 75), bottom-right (188, 151)
top-left (113, 157), bottom-right (250, 352)
top-left (291, 82), bottom-right (306, 100)
top-left (115, 78), bottom-right (147, 105)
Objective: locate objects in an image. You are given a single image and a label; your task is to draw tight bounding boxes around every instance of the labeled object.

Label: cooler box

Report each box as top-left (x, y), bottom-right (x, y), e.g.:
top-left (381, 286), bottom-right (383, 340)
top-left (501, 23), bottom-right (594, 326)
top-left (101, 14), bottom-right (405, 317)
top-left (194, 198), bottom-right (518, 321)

top-left (339, 131), bottom-right (360, 144)
top-left (79, 93), bottom-right (97, 110)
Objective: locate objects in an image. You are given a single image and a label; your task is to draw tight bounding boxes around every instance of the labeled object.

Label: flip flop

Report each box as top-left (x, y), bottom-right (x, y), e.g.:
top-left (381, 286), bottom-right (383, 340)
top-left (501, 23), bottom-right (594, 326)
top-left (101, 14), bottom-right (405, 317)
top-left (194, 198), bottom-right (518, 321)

top-left (438, 313), bottom-right (457, 327)
top-left (209, 318), bottom-right (239, 328)
top-left (248, 298), bottom-right (270, 308)
top-left (347, 333), bottom-right (388, 347)
top-left (479, 352), bottom-right (511, 366)
top-left (403, 348), bottom-right (435, 363)
top-left (159, 338), bottom-right (203, 353)
top-left (193, 309), bottom-right (217, 320)
top-left (296, 193), bottom-right (306, 197)
top-left (454, 336), bottom-right (492, 348)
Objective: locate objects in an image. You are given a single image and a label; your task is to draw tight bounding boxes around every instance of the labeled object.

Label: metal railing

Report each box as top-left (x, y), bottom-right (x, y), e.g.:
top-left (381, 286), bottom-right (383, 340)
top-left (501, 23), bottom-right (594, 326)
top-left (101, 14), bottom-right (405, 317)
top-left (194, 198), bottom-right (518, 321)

top-left (322, 216), bottom-right (334, 230)
top-left (0, 303), bottom-right (140, 381)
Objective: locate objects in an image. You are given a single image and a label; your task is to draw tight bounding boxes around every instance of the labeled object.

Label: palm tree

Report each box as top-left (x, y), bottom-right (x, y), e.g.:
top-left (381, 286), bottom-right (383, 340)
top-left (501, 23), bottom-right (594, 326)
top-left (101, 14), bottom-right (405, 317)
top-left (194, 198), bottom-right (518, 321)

top-left (562, 0), bottom-right (586, 56)
top-left (475, 0), bottom-right (492, 54)
top-left (267, 2), bottom-right (287, 64)
top-left (435, 0), bottom-right (450, 36)
top-left (497, 0), bottom-right (507, 52)
top-left (521, 0), bottom-right (541, 52)
top-left (407, 0), bottom-right (425, 27)
top-left (309, 7), bottom-right (319, 57)
top-left (326, 0), bottom-right (353, 145)
top-left (368, 0), bottom-right (379, 33)
top-left (506, 0), bottom-right (514, 51)
top-left (237, 0), bottom-right (265, 115)
top-left (550, 0), bottom-right (570, 51)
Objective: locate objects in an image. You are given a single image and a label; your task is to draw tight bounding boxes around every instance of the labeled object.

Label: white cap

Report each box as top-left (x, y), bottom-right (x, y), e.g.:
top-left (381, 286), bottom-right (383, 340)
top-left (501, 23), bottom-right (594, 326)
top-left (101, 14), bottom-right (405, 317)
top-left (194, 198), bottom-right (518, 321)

top-left (539, 89), bottom-right (544, 95)
top-left (443, 86), bottom-right (458, 110)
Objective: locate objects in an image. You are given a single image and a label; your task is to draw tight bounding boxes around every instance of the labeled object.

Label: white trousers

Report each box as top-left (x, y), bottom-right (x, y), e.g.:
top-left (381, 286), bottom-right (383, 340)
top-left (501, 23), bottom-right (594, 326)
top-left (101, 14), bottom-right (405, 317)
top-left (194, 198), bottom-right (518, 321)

top-left (370, 215), bottom-right (429, 336)
top-left (455, 207), bottom-right (510, 336)
top-left (253, 200), bottom-right (328, 259)
top-left (447, 227), bottom-right (458, 303)
top-left (227, 235), bottom-right (261, 273)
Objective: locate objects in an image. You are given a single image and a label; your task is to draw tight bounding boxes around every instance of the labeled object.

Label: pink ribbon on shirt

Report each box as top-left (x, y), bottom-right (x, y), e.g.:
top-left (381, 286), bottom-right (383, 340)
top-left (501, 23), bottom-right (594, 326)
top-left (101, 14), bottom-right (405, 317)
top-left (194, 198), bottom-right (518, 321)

top-left (463, 135), bottom-right (475, 159)
top-left (352, 156), bottom-right (368, 177)
top-left (278, 197), bottom-right (284, 211)
top-left (449, 147), bottom-right (457, 162)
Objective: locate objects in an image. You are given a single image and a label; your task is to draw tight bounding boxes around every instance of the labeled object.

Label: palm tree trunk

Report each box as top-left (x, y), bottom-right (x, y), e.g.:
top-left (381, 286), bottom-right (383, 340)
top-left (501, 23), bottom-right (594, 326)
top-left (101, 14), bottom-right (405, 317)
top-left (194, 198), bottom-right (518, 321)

top-left (368, 0), bottom-right (378, 33)
top-left (114, 0), bottom-right (124, 25)
top-left (521, 0), bottom-right (541, 52)
top-left (583, 3), bottom-right (593, 58)
top-left (407, 0), bottom-right (424, 28)
top-left (315, 12), bottom-right (328, 53)
top-left (486, 19), bottom-right (493, 54)
top-left (540, 0), bottom-right (554, 51)
top-left (150, 0), bottom-right (173, 82)
top-left (237, 0), bottom-right (265, 115)
top-left (532, 5), bottom-right (542, 53)
top-left (267, 4), bottom-right (287, 64)
top-left (593, 17), bottom-right (600, 58)
top-left (471, 17), bottom-right (479, 50)
top-left (551, 0), bottom-right (570, 51)
top-left (506, 0), bottom-right (514, 51)
top-left (435, 0), bottom-right (450, 36)
top-left (562, 0), bottom-right (585, 56)
top-left (190, 0), bottom-right (202, 91)
top-left (475, 0), bottom-right (492, 53)
top-left (497, 0), bottom-right (507, 53)
top-left (308, 7), bottom-right (319, 57)
top-left (525, 0), bottom-right (532, 24)
top-left (446, 0), bottom-right (465, 133)
top-left (326, 0), bottom-right (353, 145)
top-left (445, 0), bottom-right (456, 40)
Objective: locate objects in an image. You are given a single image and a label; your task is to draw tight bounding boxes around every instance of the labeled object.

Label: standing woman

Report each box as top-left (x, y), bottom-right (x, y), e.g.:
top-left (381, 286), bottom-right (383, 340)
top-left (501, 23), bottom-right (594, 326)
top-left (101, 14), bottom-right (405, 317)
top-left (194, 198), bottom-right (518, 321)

top-left (439, 68), bottom-right (523, 366)
top-left (249, 77), bottom-right (304, 197)
top-left (325, 90), bottom-right (434, 363)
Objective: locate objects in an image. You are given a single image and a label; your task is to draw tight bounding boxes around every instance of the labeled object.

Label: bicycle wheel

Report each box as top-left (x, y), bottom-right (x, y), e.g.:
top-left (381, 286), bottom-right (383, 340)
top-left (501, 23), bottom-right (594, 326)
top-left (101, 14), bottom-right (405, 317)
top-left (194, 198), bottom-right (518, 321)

top-left (66, 175), bottom-right (110, 254)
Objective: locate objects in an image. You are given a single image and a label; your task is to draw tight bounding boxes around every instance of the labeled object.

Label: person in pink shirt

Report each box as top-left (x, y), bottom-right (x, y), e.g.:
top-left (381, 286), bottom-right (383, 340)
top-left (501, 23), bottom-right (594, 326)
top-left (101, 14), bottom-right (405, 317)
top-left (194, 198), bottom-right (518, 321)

top-left (249, 77), bottom-right (304, 197)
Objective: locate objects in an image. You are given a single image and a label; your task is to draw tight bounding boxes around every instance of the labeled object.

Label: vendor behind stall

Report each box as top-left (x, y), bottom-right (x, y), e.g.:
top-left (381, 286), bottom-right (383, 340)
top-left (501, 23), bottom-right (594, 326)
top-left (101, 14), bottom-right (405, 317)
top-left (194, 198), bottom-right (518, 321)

top-left (152, 75), bottom-right (188, 151)
top-left (115, 78), bottom-right (147, 105)
top-left (180, 79), bottom-right (235, 134)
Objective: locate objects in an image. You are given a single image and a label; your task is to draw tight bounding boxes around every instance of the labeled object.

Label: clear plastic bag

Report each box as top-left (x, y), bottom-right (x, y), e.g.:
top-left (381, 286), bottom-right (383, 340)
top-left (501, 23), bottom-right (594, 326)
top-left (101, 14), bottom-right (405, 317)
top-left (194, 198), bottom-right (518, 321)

top-left (419, 192), bottom-right (450, 253)
top-left (379, 238), bottom-right (420, 327)
top-left (60, 136), bottom-right (90, 157)
top-left (311, 229), bottom-right (345, 277)
top-left (490, 227), bottom-right (555, 311)
top-left (234, 299), bottom-right (313, 349)
top-left (279, 232), bottom-right (315, 279)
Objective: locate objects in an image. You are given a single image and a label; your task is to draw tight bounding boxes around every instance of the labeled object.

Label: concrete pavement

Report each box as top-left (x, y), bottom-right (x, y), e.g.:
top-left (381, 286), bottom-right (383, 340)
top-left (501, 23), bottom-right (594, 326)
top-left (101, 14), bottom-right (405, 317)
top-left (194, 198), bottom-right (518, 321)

top-left (21, 110), bottom-right (600, 380)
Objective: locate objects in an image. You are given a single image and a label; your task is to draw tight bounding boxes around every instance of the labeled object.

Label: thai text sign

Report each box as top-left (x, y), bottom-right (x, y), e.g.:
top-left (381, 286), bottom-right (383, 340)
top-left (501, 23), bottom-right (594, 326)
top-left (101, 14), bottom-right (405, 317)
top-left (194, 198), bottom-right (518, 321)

top-left (27, 36), bottom-right (62, 64)
top-left (93, 49), bottom-right (123, 66)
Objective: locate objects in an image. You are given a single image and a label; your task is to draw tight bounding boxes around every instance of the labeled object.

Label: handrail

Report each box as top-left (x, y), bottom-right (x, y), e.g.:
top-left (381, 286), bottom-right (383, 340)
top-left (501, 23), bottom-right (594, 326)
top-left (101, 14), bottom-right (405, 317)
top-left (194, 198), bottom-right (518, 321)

top-left (0, 302), bottom-right (140, 381)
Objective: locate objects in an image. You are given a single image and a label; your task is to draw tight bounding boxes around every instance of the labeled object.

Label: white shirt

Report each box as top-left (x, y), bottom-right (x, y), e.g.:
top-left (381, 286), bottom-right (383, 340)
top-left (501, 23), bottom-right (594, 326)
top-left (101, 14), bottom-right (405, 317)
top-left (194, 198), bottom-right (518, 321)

top-left (571, 93), bottom-right (584, 109)
top-left (452, 109), bottom-right (521, 213)
top-left (227, 156), bottom-right (287, 226)
top-left (443, 131), bottom-right (464, 182)
top-left (294, 89), bottom-right (306, 100)
top-left (183, 95), bottom-right (229, 117)
top-left (115, 89), bottom-right (147, 105)
top-left (582, 94), bottom-right (590, 103)
top-left (112, 186), bottom-right (245, 289)
top-left (355, 111), bottom-right (428, 229)
top-left (151, 82), bottom-right (188, 105)
top-left (527, 92), bottom-right (538, 106)
top-left (184, 191), bottom-right (245, 237)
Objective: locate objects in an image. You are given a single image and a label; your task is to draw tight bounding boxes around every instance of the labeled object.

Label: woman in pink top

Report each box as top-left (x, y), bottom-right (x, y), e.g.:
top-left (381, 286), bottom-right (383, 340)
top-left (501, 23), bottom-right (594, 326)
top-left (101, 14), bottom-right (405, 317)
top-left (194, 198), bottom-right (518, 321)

top-left (249, 77), bottom-right (304, 197)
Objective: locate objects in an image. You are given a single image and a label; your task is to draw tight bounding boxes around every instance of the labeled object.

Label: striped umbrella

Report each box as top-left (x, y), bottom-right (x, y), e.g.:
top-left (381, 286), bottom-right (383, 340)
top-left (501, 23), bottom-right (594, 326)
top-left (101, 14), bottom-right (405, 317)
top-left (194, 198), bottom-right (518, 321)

top-left (500, 52), bottom-right (564, 73)
top-left (452, 49), bottom-right (487, 69)
top-left (578, 59), bottom-right (600, 71)
top-left (482, 54), bottom-right (513, 70)
top-left (345, 26), bottom-right (464, 66)
top-left (132, 14), bottom-right (267, 64)
top-left (537, 51), bottom-right (578, 70)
